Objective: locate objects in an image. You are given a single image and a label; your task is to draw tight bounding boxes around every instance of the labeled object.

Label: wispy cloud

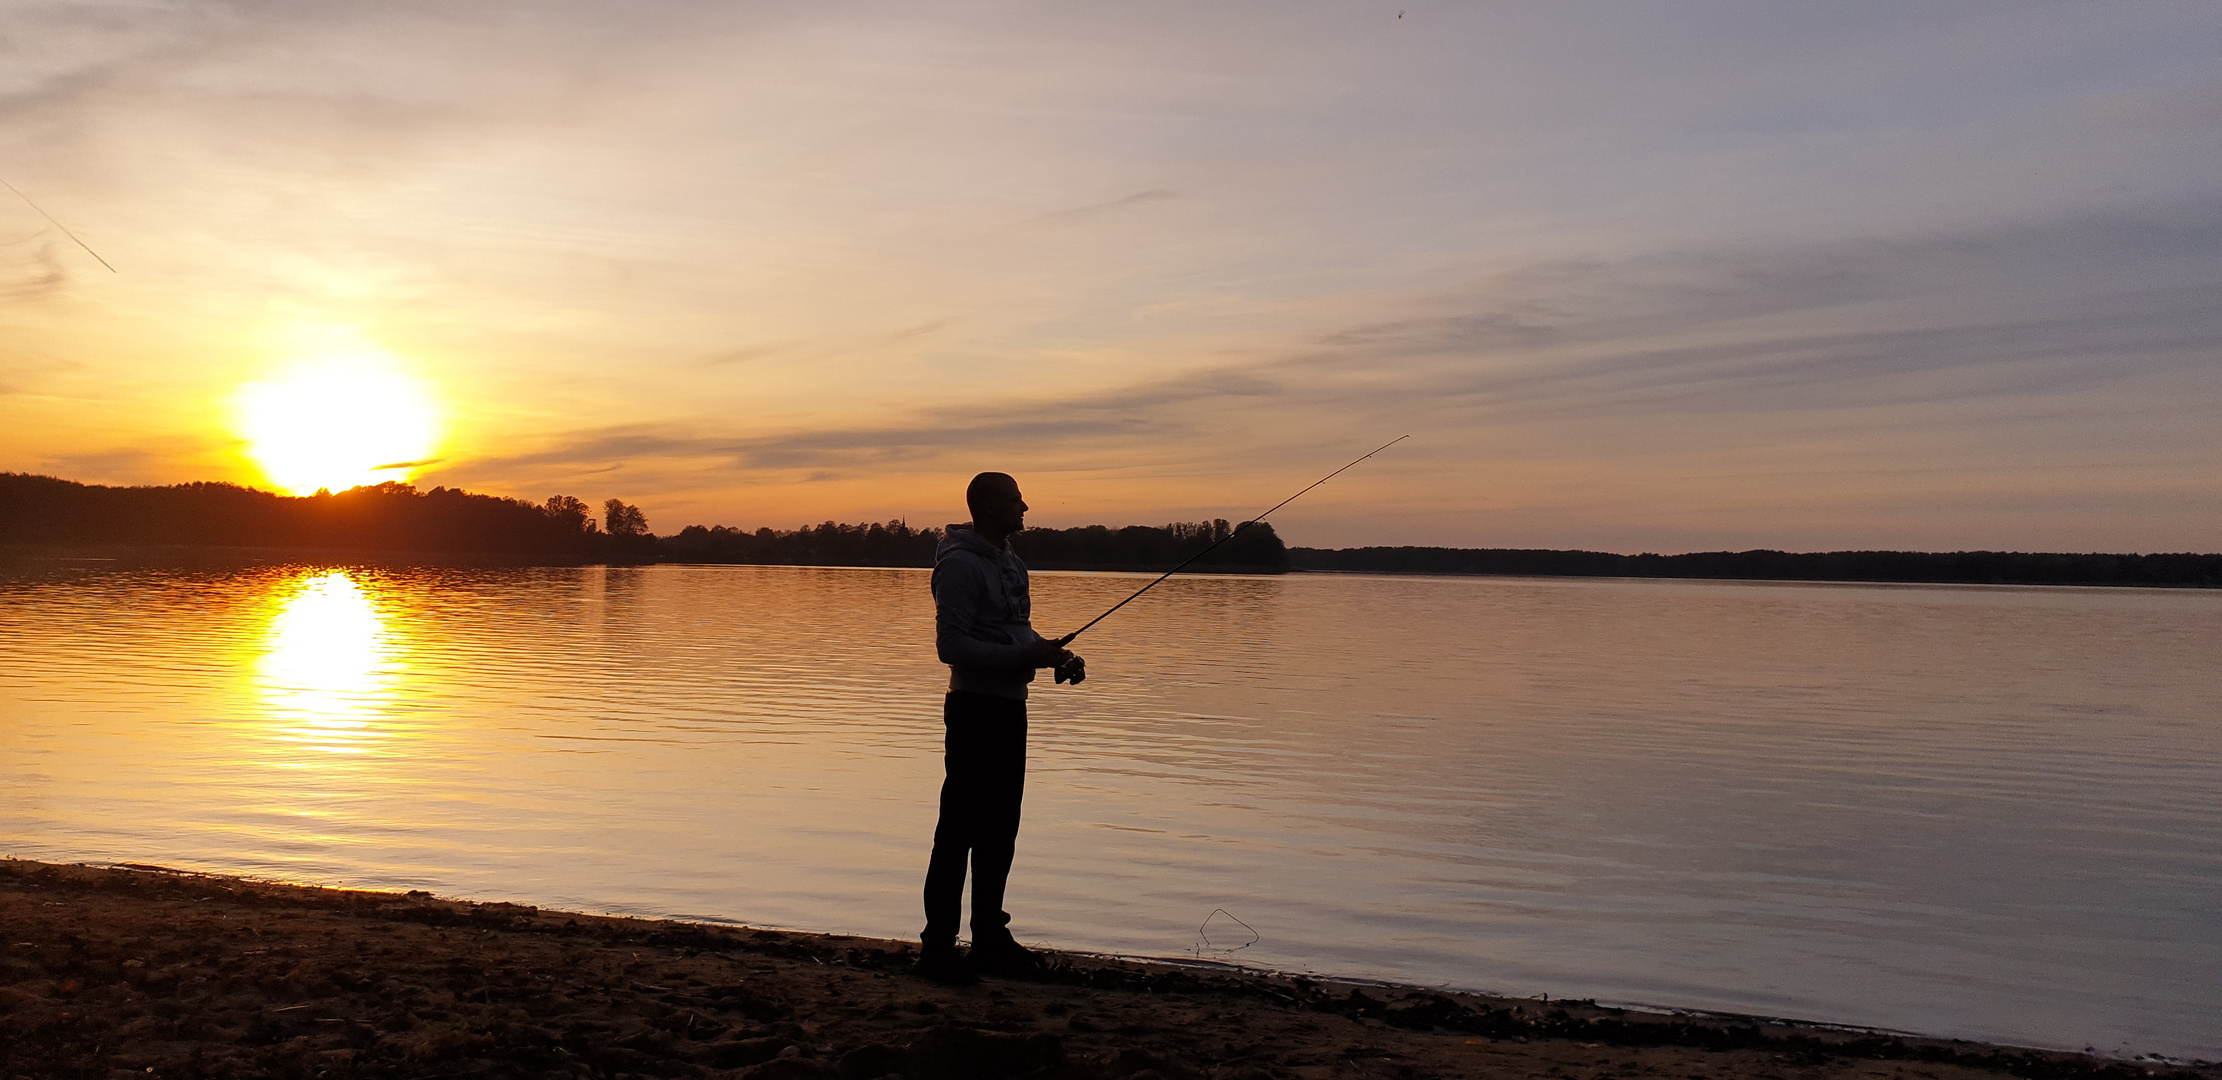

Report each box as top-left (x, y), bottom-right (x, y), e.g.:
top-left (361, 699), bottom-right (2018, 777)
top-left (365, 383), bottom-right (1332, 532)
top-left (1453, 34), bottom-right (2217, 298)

top-left (460, 364), bottom-right (1282, 476)
top-left (38, 437), bottom-right (226, 486)
top-left (1036, 188), bottom-right (1179, 224)
top-left (1285, 202), bottom-right (2222, 418)
top-left (0, 240), bottom-right (66, 303)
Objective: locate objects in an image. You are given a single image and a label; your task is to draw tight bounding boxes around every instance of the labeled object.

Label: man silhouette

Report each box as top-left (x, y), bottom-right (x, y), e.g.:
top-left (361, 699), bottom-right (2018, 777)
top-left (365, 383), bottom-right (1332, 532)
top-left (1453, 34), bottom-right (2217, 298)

top-left (916, 471), bottom-right (1082, 983)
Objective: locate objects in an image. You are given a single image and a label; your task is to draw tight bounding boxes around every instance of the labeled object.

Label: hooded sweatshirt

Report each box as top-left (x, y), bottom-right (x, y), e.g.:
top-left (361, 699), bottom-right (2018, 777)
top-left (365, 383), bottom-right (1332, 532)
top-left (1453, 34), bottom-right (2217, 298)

top-left (932, 525), bottom-right (1047, 699)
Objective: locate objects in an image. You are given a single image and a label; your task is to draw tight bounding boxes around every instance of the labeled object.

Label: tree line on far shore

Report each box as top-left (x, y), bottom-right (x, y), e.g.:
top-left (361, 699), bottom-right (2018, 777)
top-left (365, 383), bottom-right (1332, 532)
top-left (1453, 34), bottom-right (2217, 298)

top-left (0, 474), bottom-right (654, 562)
top-left (661, 517), bottom-right (1289, 572)
top-left (6, 473), bottom-right (2216, 586)
top-left (0, 474), bottom-right (1289, 572)
top-left (1288, 545), bottom-right (2222, 588)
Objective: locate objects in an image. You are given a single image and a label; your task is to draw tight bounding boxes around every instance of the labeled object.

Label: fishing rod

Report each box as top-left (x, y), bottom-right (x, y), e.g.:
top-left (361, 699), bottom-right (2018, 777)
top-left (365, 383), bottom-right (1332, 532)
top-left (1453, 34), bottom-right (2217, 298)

top-left (1049, 434), bottom-right (1408, 680)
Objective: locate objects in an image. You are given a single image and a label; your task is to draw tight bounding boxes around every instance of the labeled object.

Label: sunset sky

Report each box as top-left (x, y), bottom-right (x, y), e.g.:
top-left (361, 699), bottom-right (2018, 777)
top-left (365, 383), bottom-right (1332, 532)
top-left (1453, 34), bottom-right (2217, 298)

top-left (3, 1), bottom-right (2217, 552)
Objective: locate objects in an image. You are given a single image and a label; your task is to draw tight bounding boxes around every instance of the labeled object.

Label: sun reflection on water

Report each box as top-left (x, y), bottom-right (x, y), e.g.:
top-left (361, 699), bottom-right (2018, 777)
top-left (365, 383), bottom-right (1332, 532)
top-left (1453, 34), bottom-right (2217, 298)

top-left (254, 571), bottom-right (397, 757)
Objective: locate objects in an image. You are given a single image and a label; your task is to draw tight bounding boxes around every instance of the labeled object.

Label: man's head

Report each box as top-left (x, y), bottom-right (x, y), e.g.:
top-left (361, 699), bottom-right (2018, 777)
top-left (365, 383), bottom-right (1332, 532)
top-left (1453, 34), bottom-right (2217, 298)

top-left (966, 471), bottom-right (1027, 540)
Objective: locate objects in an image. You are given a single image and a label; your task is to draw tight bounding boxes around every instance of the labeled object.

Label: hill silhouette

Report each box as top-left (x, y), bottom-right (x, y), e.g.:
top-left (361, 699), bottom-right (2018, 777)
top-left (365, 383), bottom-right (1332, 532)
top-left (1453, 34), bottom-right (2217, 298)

top-left (0, 474), bottom-right (650, 562)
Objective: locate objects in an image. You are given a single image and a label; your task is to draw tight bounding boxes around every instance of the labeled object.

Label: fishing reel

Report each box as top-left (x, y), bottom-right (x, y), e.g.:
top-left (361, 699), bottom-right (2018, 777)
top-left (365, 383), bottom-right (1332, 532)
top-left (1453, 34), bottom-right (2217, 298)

top-left (1053, 654), bottom-right (1087, 685)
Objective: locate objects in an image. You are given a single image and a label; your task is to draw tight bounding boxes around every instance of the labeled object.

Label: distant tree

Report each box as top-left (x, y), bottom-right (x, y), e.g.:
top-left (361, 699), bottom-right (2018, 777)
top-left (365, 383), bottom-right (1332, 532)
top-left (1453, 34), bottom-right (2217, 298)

top-left (603, 499), bottom-right (648, 537)
top-left (543, 495), bottom-right (595, 533)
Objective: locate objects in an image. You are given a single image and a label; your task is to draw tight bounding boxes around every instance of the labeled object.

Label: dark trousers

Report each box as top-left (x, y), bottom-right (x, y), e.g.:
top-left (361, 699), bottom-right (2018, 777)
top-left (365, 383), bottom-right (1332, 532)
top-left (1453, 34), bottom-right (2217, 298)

top-left (922, 691), bottom-right (1027, 945)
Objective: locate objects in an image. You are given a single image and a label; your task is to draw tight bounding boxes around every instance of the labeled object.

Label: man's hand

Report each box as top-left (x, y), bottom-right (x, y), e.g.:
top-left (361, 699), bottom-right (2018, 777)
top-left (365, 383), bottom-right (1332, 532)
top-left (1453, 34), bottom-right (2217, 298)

top-left (1054, 653), bottom-right (1086, 686)
top-left (1020, 638), bottom-right (1070, 669)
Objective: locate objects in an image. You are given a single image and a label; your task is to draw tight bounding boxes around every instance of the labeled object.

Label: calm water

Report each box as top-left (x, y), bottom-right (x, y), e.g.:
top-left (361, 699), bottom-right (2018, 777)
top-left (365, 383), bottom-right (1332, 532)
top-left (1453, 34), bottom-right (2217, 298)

top-left (3, 564), bottom-right (2217, 1058)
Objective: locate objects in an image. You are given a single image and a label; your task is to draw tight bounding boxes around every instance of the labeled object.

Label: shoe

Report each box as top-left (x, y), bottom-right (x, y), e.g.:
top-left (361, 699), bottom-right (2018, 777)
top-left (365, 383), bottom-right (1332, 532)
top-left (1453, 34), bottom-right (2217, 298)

top-left (970, 934), bottom-right (1044, 977)
top-left (912, 940), bottom-right (978, 985)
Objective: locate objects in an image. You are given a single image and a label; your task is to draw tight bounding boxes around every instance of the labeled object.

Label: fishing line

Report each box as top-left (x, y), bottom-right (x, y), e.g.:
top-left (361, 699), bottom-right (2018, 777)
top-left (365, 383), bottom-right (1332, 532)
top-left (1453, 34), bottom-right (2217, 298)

top-left (1053, 434), bottom-right (1410, 651)
top-left (1196, 908), bottom-right (1259, 953)
top-left (2, 176), bottom-right (116, 273)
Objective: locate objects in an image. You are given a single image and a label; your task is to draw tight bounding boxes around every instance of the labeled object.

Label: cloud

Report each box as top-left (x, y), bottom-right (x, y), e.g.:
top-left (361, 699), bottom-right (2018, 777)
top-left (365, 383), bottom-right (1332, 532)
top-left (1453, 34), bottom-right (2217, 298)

top-left (0, 344), bottom-right (78, 396)
top-left (1036, 188), bottom-right (1179, 224)
top-left (451, 365), bottom-right (1285, 480)
top-left (1284, 201), bottom-right (2222, 420)
top-left (37, 440), bottom-right (215, 485)
top-left (0, 240), bottom-right (66, 303)
top-left (884, 319), bottom-right (950, 342)
top-left (696, 343), bottom-right (788, 368)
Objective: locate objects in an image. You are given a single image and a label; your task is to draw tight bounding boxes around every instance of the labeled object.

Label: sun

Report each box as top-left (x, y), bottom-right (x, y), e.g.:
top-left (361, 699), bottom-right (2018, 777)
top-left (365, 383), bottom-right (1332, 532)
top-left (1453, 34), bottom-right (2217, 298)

top-left (235, 335), bottom-right (442, 496)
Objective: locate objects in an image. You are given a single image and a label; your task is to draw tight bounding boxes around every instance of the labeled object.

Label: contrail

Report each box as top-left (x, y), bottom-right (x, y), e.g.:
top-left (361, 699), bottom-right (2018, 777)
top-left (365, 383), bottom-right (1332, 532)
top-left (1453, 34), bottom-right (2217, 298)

top-left (2, 176), bottom-right (117, 273)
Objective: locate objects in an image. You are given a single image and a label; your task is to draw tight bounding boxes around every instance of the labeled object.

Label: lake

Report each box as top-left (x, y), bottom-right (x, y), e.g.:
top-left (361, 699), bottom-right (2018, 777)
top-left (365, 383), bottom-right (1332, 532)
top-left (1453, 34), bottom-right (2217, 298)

top-left (2, 563), bottom-right (2217, 1059)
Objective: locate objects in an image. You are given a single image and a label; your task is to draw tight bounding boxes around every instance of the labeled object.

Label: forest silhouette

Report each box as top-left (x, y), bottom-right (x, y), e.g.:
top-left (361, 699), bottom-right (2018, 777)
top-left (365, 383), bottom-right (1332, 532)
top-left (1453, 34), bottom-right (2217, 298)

top-left (3, 472), bottom-right (2215, 585)
top-left (0, 474), bottom-right (652, 563)
top-left (0, 474), bottom-right (1282, 571)
top-left (663, 517), bottom-right (1289, 572)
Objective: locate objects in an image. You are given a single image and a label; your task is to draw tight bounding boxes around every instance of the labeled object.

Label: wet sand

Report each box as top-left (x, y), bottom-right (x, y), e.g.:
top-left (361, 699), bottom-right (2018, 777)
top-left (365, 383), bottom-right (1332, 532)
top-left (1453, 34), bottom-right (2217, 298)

top-left (2, 859), bottom-right (2207, 1080)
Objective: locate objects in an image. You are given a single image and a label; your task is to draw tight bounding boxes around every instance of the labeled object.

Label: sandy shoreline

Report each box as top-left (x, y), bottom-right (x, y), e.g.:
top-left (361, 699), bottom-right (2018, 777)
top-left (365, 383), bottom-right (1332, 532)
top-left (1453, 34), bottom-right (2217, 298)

top-left (2, 859), bottom-right (2208, 1080)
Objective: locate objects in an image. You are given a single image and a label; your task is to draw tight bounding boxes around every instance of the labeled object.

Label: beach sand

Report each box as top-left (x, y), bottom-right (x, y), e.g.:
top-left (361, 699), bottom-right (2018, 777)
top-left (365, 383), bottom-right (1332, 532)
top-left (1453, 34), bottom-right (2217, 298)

top-left (2, 859), bottom-right (2206, 1080)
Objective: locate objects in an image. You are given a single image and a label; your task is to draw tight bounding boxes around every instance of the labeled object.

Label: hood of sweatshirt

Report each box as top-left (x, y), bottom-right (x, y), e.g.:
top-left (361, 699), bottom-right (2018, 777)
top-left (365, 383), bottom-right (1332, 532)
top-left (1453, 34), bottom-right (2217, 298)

top-left (935, 525), bottom-right (1006, 565)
